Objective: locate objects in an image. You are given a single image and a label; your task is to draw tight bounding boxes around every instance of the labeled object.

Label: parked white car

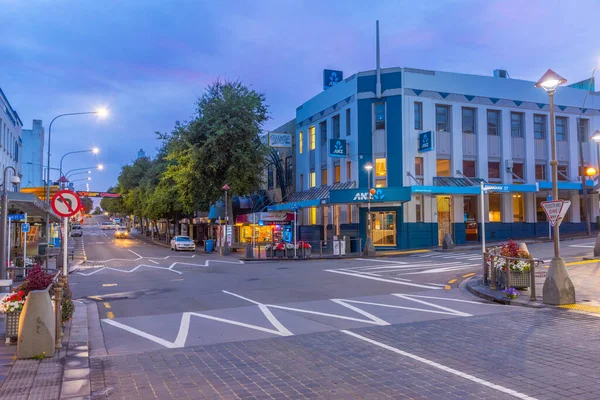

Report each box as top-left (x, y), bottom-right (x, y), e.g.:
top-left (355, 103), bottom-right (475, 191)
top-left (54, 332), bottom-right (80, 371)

top-left (170, 236), bottom-right (196, 251)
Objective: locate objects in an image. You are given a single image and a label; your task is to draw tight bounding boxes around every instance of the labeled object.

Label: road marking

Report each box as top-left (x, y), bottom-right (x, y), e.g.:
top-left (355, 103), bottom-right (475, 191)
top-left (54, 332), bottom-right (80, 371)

top-left (106, 312), bottom-right (114, 319)
top-left (448, 279), bottom-right (457, 284)
top-left (392, 294), bottom-right (472, 317)
top-left (103, 319), bottom-right (179, 348)
top-left (103, 302), bottom-right (111, 309)
top-left (427, 283), bottom-right (447, 287)
top-left (445, 285), bottom-right (451, 290)
top-left (88, 295), bottom-right (103, 301)
top-left (170, 278), bottom-right (184, 281)
top-left (340, 330), bottom-right (537, 400)
top-left (568, 244), bottom-right (594, 248)
top-left (148, 259), bottom-right (159, 264)
top-left (102, 283), bottom-right (118, 287)
top-left (325, 269), bottom-right (443, 289)
top-left (462, 273), bottom-right (475, 278)
top-left (127, 249), bottom-right (143, 258)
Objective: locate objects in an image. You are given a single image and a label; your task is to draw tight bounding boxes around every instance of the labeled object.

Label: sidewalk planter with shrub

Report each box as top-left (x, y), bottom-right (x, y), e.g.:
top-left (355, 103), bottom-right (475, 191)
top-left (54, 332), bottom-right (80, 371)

top-left (1, 291), bottom-right (25, 338)
top-left (297, 241), bottom-right (312, 258)
top-left (285, 243), bottom-right (295, 258)
top-left (493, 240), bottom-right (532, 289)
top-left (274, 243), bottom-right (286, 258)
top-left (264, 244), bottom-right (274, 258)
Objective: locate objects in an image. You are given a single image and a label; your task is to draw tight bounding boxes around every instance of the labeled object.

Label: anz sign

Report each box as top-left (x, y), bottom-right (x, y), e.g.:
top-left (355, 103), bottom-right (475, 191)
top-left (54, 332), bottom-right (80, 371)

top-left (329, 139), bottom-right (347, 158)
top-left (323, 69), bottom-right (343, 90)
top-left (352, 189), bottom-right (385, 202)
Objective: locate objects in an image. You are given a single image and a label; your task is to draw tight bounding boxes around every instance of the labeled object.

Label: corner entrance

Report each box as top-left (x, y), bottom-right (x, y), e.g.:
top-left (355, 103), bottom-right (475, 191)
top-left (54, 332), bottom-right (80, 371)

top-left (437, 196), bottom-right (452, 245)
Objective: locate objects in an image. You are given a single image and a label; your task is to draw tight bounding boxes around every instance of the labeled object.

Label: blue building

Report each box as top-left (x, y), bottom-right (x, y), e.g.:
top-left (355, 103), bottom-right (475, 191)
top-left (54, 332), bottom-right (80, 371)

top-left (21, 119), bottom-right (45, 188)
top-left (270, 67), bottom-right (600, 250)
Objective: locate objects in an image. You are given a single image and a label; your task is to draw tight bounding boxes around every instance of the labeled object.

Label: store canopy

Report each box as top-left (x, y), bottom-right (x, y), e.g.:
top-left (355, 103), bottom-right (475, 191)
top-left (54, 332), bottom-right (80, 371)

top-left (268, 181), bottom-right (355, 211)
top-left (538, 180), bottom-right (594, 190)
top-left (4, 192), bottom-right (61, 223)
top-left (411, 177), bottom-right (540, 195)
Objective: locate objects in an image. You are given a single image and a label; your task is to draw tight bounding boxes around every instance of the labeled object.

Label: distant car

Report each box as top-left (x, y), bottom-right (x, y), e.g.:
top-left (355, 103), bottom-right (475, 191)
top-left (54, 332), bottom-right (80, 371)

top-left (114, 227), bottom-right (128, 239)
top-left (170, 236), bottom-right (196, 251)
top-left (101, 222), bottom-right (112, 230)
top-left (71, 224), bottom-right (83, 237)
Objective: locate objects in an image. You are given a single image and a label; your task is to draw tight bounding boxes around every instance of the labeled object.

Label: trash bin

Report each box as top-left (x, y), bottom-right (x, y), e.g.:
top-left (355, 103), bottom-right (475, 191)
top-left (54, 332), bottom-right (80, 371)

top-left (205, 239), bottom-right (214, 253)
top-left (37, 243), bottom-right (49, 256)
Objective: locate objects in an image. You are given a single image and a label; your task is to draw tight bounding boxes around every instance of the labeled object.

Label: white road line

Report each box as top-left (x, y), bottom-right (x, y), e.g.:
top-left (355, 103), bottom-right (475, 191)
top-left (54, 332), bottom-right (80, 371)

top-left (340, 330), bottom-right (537, 400)
top-left (354, 262), bottom-right (463, 272)
top-left (427, 283), bottom-right (448, 287)
top-left (103, 319), bottom-right (178, 349)
top-left (568, 244), bottom-right (594, 248)
top-left (355, 258), bottom-right (408, 264)
top-left (392, 294), bottom-right (471, 317)
top-left (148, 259), bottom-right (159, 264)
top-left (325, 269), bottom-right (443, 289)
top-left (127, 249), bottom-right (143, 258)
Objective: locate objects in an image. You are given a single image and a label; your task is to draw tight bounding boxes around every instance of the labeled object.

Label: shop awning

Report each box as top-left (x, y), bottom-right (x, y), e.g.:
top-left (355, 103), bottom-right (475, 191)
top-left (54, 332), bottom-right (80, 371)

top-left (538, 180), bottom-right (594, 190)
top-left (4, 192), bottom-right (61, 223)
top-left (268, 181), bottom-right (356, 211)
top-left (411, 177), bottom-right (539, 195)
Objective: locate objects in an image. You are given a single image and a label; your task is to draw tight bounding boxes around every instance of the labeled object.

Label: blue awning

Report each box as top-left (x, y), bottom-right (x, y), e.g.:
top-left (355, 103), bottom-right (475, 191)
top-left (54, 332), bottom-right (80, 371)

top-left (538, 180), bottom-right (594, 190)
top-left (267, 181), bottom-right (355, 211)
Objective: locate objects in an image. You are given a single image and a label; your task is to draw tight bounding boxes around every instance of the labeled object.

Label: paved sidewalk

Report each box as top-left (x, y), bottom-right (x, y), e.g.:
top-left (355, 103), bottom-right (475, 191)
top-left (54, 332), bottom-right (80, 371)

top-left (0, 299), bottom-right (91, 400)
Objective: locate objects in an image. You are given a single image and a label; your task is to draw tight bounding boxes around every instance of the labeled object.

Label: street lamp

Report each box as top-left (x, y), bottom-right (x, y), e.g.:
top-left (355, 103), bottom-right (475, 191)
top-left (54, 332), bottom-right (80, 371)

top-left (591, 130), bottom-right (600, 174)
top-left (65, 164), bottom-right (103, 178)
top-left (364, 162), bottom-right (376, 256)
top-left (45, 110), bottom-right (108, 240)
top-left (59, 147), bottom-right (100, 179)
top-left (0, 167), bottom-right (20, 283)
top-left (220, 184), bottom-right (230, 256)
top-left (535, 69), bottom-right (574, 305)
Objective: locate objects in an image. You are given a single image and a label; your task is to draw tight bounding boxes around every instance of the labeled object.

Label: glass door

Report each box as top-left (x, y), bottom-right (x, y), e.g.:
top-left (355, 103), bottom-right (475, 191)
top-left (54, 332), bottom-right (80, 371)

top-left (371, 211), bottom-right (396, 246)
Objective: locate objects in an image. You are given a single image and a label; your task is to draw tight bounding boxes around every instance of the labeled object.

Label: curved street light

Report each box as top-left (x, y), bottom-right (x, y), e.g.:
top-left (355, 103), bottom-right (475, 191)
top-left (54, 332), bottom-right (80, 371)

top-left (65, 164), bottom-right (104, 178)
top-left (59, 147), bottom-right (99, 178)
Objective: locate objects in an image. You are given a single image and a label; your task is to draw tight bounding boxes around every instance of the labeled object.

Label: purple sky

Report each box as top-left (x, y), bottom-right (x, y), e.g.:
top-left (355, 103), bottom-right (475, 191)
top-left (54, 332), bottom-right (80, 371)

top-left (1, 0), bottom-right (599, 191)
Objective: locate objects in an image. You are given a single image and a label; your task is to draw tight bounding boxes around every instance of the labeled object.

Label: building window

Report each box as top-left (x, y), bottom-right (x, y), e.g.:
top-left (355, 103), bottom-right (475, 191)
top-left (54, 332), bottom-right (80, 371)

top-left (557, 165), bottom-right (568, 181)
top-left (535, 164), bottom-right (546, 180)
top-left (371, 211), bottom-right (396, 246)
top-left (346, 161), bottom-right (352, 181)
top-left (513, 194), bottom-right (524, 222)
top-left (487, 110), bottom-right (500, 136)
top-left (463, 160), bottom-right (476, 178)
top-left (375, 103), bottom-right (385, 130)
top-left (309, 171), bottom-right (316, 187)
top-left (436, 105), bottom-right (450, 132)
top-left (332, 114), bottom-right (340, 139)
top-left (285, 156), bottom-right (293, 184)
top-left (415, 195), bottom-right (424, 222)
top-left (578, 119), bottom-right (589, 143)
top-left (534, 114), bottom-right (546, 139)
top-left (513, 162), bottom-right (524, 181)
top-left (415, 157), bottom-right (424, 179)
top-left (488, 162), bottom-right (500, 181)
top-left (321, 168), bottom-right (328, 186)
top-left (556, 117), bottom-right (567, 141)
top-left (489, 193), bottom-right (501, 222)
top-left (334, 165), bottom-right (341, 183)
top-left (309, 126), bottom-right (316, 150)
top-left (375, 158), bottom-right (387, 177)
top-left (345, 109), bottom-right (351, 136)
top-left (414, 102), bottom-right (423, 130)
top-left (267, 164), bottom-right (274, 189)
top-left (436, 159), bottom-right (451, 177)
top-left (536, 197), bottom-right (547, 222)
top-left (309, 207), bottom-right (317, 225)
top-left (299, 174), bottom-right (303, 191)
top-left (299, 131), bottom-right (303, 154)
top-left (462, 108), bottom-right (476, 134)
top-left (511, 112), bottom-right (524, 138)
top-left (319, 121), bottom-right (327, 145)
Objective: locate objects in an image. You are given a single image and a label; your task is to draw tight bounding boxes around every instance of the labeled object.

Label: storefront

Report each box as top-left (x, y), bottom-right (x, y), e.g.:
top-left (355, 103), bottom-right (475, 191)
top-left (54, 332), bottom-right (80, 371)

top-left (235, 212), bottom-right (295, 244)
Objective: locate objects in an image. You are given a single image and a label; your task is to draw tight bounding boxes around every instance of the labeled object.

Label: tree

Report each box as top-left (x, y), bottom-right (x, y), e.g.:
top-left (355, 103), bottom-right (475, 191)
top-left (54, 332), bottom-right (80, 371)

top-left (81, 197), bottom-right (94, 214)
top-left (164, 79), bottom-right (269, 212)
top-left (92, 206), bottom-right (102, 215)
top-left (99, 187), bottom-right (126, 215)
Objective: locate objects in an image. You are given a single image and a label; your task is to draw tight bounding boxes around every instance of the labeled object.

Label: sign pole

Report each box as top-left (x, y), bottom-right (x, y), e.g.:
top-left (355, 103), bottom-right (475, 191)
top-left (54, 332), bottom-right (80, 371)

top-left (23, 213), bottom-right (27, 266)
top-left (63, 217), bottom-right (68, 278)
top-left (480, 182), bottom-right (485, 254)
top-left (7, 219), bottom-right (10, 272)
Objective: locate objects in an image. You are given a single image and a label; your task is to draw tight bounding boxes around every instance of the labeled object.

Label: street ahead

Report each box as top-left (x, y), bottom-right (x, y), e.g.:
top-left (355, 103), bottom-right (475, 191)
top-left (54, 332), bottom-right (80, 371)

top-left (72, 218), bottom-right (600, 399)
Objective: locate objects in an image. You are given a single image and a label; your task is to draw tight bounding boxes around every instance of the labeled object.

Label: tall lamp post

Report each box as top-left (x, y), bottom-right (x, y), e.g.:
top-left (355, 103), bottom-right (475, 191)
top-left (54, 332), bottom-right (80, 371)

top-left (0, 167), bottom-right (20, 282)
top-left (45, 110), bottom-right (107, 241)
top-left (535, 69), bottom-right (575, 305)
top-left (59, 147), bottom-right (99, 179)
top-left (220, 184), bottom-right (230, 256)
top-left (364, 162), bottom-right (376, 256)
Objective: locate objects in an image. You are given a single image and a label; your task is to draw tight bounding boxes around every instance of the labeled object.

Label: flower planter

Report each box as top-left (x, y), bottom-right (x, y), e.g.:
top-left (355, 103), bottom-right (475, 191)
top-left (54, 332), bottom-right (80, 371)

top-left (275, 250), bottom-right (286, 258)
top-left (265, 249), bottom-right (274, 258)
top-left (6, 311), bottom-right (20, 338)
top-left (507, 270), bottom-right (530, 289)
top-left (287, 250), bottom-right (295, 258)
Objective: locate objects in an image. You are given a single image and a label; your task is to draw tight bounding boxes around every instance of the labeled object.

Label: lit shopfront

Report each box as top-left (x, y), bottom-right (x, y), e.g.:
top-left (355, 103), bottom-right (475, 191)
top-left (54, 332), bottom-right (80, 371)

top-left (235, 212), bottom-right (295, 244)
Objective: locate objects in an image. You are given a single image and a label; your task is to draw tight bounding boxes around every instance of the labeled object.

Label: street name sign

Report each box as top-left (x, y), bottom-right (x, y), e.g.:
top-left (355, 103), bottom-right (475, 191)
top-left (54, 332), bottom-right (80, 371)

top-left (51, 190), bottom-right (82, 218)
top-left (541, 200), bottom-right (571, 227)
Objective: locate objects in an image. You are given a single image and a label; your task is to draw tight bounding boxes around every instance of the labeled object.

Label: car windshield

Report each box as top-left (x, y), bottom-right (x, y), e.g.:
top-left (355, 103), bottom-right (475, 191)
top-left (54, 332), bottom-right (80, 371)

top-left (176, 237), bottom-right (192, 242)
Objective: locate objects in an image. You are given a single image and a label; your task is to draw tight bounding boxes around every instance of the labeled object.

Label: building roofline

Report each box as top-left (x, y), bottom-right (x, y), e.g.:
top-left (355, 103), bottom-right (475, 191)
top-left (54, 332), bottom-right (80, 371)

top-left (0, 87), bottom-right (23, 127)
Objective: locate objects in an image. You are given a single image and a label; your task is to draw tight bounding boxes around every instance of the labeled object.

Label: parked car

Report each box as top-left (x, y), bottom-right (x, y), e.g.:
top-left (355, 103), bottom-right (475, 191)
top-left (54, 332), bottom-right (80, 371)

top-left (170, 236), bottom-right (196, 251)
top-left (71, 224), bottom-right (83, 237)
top-left (114, 227), bottom-right (128, 239)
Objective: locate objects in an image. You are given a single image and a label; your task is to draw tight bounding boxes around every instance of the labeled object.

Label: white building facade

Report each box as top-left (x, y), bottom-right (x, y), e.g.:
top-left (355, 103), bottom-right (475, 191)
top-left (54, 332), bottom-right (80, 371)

top-left (0, 88), bottom-right (23, 188)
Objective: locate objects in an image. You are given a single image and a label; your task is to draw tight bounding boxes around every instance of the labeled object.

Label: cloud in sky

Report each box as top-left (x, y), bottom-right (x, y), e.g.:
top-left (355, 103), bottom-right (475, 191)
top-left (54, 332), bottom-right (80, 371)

top-left (0, 0), bottom-right (598, 191)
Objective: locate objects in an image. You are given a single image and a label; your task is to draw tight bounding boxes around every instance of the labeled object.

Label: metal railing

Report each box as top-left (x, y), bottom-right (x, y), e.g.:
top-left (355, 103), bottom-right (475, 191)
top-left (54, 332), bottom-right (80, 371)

top-left (482, 248), bottom-right (543, 301)
top-left (250, 238), bottom-right (364, 259)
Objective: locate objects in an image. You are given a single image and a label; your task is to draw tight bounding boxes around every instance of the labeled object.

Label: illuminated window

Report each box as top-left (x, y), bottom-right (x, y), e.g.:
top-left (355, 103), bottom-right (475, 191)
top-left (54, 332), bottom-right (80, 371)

top-left (375, 179), bottom-right (387, 188)
top-left (309, 126), bottom-right (316, 150)
top-left (436, 159), bottom-right (451, 177)
top-left (309, 172), bottom-right (316, 188)
top-left (309, 207), bottom-right (317, 225)
top-left (321, 169), bottom-right (328, 186)
top-left (489, 194), bottom-right (501, 222)
top-left (375, 158), bottom-right (387, 177)
top-left (513, 194), bottom-right (524, 222)
top-left (299, 131), bottom-right (303, 154)
top-left (334, 165), bottom-right (341, 183)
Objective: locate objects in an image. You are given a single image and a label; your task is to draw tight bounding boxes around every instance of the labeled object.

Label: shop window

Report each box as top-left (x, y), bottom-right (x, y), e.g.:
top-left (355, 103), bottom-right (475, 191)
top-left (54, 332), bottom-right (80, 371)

top-left (345, 109), bottom-right (351, 136)
top-left (536, 197), bottom-right (547, 221)
top-left (415, 157), bottom-right (424, 179)
top-left (511, 112), bottom-right (524, 138)
top-left (556, 117), bottom-right (567, 141)
top-left (557, 165), bottom-right (569, 181)
top-left (489, 193), bottom-right (501, 222)
top-left (513, 194), bottom-right (524, 222)
top-left (463, 160), bottom-right (476, 178)
top-left (513, 163), bottom-right (524, 181)
top-left (309, 207), bottom-right (317, 225)
top-left (462, 108), bottom-right (476, 134)
top-left (487, 110), bottom-right (500, 136)
top-left (375, 178), bottom-right (387, 188)
top-left (534, 114), bottom-right (546, 139)
top-left (320, 121), bottom-right (327, 145)
top-left (309, 126), bottom-right (316, 150)
top-left (578, 119), bottom-right (589, 143)
top-left (414, 102), bottom-right (423, 130)
top-left (332, 114), bottom-right (340, 139)
top-left (299, 131), bottom-right (303, 154)
top-left (346, 161), bottom-right (352, 181)
top-left (334, 165), bottom-right (341, 183)
top-left (436, 159), bottom-right (451, 177)
top-left (375, 103), bottom-right (385, 130)
top-left (376, 158), bottom-right (387, 177)
top-left (488, 162), bottom-right (500, 181)
top-left (321, 168), bottom-right (328, 186)
top-left (371, 211), bottom-right (396, 246)
top-left (535, 164), bottom-right (546, 180)
top-left (415, 195), bottom-right (423, 222)
top-left (309, 171), bottom-right (316, 188)
top-left (436, 105), bottom-right (450, 132)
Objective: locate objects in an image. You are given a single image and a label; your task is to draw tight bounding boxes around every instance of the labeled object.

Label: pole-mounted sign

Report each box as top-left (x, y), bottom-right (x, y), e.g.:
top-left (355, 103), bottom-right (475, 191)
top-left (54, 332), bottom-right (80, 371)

top-left (51, 190), bottom-right (82, 218)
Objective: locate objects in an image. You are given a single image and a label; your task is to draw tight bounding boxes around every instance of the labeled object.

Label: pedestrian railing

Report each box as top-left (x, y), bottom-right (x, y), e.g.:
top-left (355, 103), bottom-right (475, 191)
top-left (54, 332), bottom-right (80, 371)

top-left (482, 248), bottom-right (543, 301)
top-left (249, 238), bottom-right (364, 259)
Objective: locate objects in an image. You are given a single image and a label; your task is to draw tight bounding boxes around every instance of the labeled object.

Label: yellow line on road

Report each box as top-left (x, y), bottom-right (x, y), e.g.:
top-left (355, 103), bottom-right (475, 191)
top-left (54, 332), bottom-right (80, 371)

top-left (462, 273), bottom-right (475, 278)
top-left (558, 304), bottom-right (600, 314)
top-left (444, 285), bottom-right (451, 290)
top-left (565, 259), bottom-right (600, 266)
top-left (106, 312), bottom-right (114, 319)
top-left (447, 279), bottom-right (457, 284)
top-left (103, 302), bottom-right (111, 309)
top-left (88, 295), bottom-right (102, 301)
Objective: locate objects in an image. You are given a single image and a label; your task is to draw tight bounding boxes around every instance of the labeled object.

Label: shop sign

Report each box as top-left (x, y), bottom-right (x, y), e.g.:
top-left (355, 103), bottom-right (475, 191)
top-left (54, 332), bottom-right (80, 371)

top-left (330, 187), bottom-right (411, 204)
top-left (329, 139), bottom-right (347, 158)
top-left (259, 220), bottom-right (291, 226)
top-left (482, 184), bottom-right (510, 193)
top-left (418, 131), bottom-right (433, 153)
top-left (268, 132), bottom-right (292, 148)
top-left (323, 69), bottom-right (343, 90)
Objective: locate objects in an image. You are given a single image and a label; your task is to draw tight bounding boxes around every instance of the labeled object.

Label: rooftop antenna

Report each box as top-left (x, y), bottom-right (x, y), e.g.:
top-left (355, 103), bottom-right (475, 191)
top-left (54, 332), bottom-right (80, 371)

top-left (376, 20), bottom-right (382, 99)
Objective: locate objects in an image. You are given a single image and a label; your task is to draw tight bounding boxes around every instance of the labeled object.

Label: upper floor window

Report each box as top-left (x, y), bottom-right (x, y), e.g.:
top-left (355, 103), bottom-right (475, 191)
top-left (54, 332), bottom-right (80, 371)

top-left (487, 110), bottom-right (500, 136)
top-left (436, 105), bottom-right (450, 132)
top-left (309, 126), bottom-right (316, 150)
top-left (511, 112), bottom-right (524, 138)
top-left (309, 171), bottom-right (316, 187)
top-left (488, 162), bottom-right (501, 181)
top-left (345, 109), bottom-right (351, 136)
top-left (462, 108), bottom-right (476, 134)
top-left (319, 121), bottom-right (327, 145)
top-left (332, 114), bottom-right (340, 139)
top-left (415, 157), bottom-right (424, 179)
top-left (375, 158), bottom-right (387, 177)
top-left (414, 102), bottom-right (423, 130)
top-left (285, 156), bottom-right (293, 184)
top-left (299, 131), bottom-right (303, 154)
top-left (556, 117), bottom-right (568, 141)
top-left (375, 103), bottom-right (385, 130)
top-left (321, 168), bottom-right (328, 186)
top-left (463, 160), bottom-right (476, 178)
top-left (534, 114), bottom-right (546, 139)
top-left (334, 165), bottom-right (341, 183)
top-left (578, 119), bottom-right (589, 143)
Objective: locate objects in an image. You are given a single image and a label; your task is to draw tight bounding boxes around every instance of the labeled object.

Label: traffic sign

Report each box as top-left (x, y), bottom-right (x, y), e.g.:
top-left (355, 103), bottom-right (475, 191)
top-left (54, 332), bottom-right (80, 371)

top-left (21, 223), bottom-right (30, 233)
top-left (541, 200), bottom-right (571, 227)
top-left (51, 190), bottom-right (82, 218)
top-left (7, 214), bottom-right (25, 221)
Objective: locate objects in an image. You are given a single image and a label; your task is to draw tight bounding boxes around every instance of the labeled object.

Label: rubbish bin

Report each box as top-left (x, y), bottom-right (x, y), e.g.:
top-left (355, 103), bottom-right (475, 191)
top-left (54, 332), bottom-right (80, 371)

top-left (205, 239), bottom-right (214, 253)
top-left (37, 243), bottom-right (49, 256)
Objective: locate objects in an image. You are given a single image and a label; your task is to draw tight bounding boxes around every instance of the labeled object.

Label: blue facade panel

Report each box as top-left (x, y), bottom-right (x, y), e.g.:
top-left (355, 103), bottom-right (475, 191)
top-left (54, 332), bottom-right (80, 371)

top-left (357, 75), bottom-right (376, 94)
top-left (357, 99), bottom-right (374, 188)
top-left (381, 72), bottom-right (402, 92)
top-left (386, 95), bottom-right (402, 187)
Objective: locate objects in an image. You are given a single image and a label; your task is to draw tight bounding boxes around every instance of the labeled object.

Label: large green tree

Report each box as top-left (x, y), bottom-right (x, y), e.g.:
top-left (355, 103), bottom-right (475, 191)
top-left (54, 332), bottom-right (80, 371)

top-left (81, 197), bottom-right (94, 214)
